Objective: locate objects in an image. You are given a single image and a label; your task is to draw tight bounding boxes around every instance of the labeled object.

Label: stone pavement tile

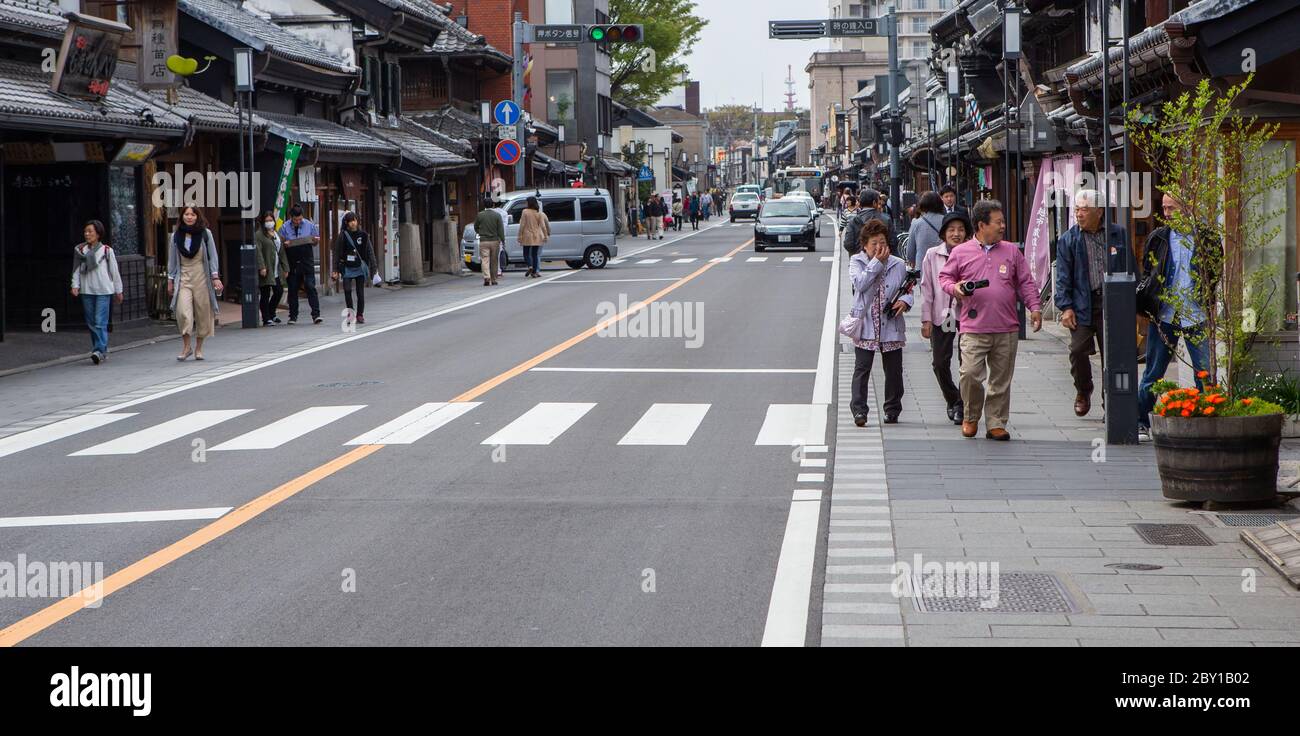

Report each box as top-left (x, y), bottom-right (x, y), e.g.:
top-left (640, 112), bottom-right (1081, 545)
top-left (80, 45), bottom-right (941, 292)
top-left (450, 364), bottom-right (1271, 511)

top-left (1016, 547), bottom-right (1105, 558)
top-left (1065, 615), bottom-right (1237, 628)
top-left (1110, 547), bottom-right (1255, 560)
top-left (1080, 597), bottom-right (1148, 615)
top-left (1159, 628), bottom-right (1300, 643)
top-left (1230, 614), bottom-right (1300, 628)
top-left (821, 624), bottom-right (906, 640)
top-left (1193, 577), bottom-right (1297, 595)
top-left (992, 625), bottom-right (1163, 640)
top-left (902, 613), bottom-right (1070, 625)
top-left (902, 623), bottom-right (993, 638)
top-left (822, 638), bottom-right (907, 647)
top-left (948, 501), bottom-right (1013, 511)
top-left (1204, 597), bottom-right (1300, 615)
top-left (827, 573), bottom-right (898, 585)
top-left (893, 518), bottom-right (958, 528)
top-left (1079, 640), bottom-right (1255, 647)
top-left (1090, 593), bottom-right (1225, 616)
top-left (1067, 575), bottom-right (1136, 594)
top-left (823, 611), bottom-right (904, 626)
top-left (892, 500), bottom-right (955, 512)
top-left (1011, 513), bottom-right (1102, 525)
top-left (1068, 502), bottom-right (1140, 512)
top-left (911, 637), bottom-right (1081, 647)
top-left (1138, 566), bottom-right (1269, 577)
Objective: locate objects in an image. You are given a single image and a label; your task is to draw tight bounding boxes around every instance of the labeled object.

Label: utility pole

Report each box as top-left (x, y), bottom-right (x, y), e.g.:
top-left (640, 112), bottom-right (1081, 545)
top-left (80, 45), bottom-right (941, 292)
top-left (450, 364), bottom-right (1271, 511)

top-left (886, 6), bottom-right (900, 232)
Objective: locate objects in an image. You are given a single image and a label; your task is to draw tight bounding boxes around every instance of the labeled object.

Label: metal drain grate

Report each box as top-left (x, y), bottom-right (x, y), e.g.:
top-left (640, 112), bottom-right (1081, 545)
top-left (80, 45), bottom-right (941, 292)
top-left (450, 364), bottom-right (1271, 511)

top-left (1132, 523), bottom-right (1214, 546)
top-left (914, 571), bottom-right (1078, 613)
top-left (1216, 513), bottom-right (1300, 527)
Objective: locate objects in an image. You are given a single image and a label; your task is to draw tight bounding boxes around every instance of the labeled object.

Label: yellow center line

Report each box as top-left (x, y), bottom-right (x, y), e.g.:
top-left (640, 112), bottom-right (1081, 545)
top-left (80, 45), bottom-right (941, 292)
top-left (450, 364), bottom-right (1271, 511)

top-left (0, 238), bottom-right (755, 647)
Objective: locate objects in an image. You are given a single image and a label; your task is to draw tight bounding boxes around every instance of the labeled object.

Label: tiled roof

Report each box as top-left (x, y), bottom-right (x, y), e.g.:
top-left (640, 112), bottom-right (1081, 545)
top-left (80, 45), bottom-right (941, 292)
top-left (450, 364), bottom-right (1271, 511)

top-left (259, 111), bottom-right (398, 157)
top-left (366, 122), bottom-right (474, 170)
top-left (0, 0), bottom-right (64, 38)
top-left (0, 58), bottom-right (186, 137)
top-left (424, 6), bottom-right (510, 62)
top-left (179, 0), bottom-right (355, 74)
top-left (120, 63), bottom-right (269, 134)
top-left (399, 116), bottom-right (474, 158)
top-left (407, 105), bottom-right (484, 141)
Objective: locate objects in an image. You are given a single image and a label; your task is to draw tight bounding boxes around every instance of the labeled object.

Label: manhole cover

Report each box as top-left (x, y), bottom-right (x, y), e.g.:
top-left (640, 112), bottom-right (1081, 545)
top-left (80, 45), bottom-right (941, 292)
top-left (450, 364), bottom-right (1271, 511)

top-left (1132, 523), bottom-right (1214, 546)
top-left (913, 571), bottom-right (1078, 613)
top-left (1105, 563), bottom-right (1164, 571)
top-left (1216, 513), bottom-right (1300, 527)
top-left (313, 380), bottom-right (384, 388)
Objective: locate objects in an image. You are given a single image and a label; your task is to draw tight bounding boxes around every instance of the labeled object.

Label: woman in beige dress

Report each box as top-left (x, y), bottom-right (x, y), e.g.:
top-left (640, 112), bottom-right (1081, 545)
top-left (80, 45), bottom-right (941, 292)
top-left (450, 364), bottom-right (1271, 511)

top-left (167, 206), bottom-right (222, 361)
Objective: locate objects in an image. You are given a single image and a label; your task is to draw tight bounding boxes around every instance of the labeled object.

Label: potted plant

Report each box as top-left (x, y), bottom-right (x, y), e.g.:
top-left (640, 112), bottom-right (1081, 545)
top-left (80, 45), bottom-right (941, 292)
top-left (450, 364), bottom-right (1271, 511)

top-left (1148, 376), bottom-right (1285, 503)
top-left (1127, 76), bottom-right (1300, 503)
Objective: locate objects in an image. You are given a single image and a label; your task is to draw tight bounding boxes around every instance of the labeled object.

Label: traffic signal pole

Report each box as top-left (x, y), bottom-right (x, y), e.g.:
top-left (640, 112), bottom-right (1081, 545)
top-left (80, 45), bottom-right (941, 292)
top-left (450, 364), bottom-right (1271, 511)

top-left (512, 12), bottom-right (526, 189)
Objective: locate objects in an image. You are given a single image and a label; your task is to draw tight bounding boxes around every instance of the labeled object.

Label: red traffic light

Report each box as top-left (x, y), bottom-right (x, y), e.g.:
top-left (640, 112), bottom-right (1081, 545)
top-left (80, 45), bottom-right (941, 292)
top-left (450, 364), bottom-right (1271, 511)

top-left (619, 25), bottom-right (640, 42)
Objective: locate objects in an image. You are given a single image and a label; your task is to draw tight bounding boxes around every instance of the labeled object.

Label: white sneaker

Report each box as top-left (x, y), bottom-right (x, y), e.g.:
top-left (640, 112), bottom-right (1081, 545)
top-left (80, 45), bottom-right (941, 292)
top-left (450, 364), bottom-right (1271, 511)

top-left (1137, 426), bottom-right (1152, 443)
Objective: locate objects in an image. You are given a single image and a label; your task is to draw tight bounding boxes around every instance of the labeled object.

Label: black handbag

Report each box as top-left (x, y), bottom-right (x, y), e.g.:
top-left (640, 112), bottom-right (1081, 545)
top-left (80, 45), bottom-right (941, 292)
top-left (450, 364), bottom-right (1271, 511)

top-left (1135, 228), bottom-right (1169, 318)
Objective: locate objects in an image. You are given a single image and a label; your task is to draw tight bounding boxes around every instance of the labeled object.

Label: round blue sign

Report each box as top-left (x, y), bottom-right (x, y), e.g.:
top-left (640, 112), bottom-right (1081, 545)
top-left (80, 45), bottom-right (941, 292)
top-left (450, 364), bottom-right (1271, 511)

top-left (494, 100), bottom-right (521, 127)
top-left (495, 139), bottom-right (522, 166)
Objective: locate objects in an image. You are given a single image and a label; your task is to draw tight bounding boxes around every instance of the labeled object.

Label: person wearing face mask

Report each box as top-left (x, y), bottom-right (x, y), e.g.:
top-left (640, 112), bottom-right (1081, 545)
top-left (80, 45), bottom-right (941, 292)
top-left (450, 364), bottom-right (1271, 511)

top-left (331, 212), bottom-right (377, 324)
top-left (255, 211), bottom-right (289, 326)
top-left (919, 211), bottom-right (973, 425)
top-left (167, 206), bottom-right (222, 361)
top-left (70, 219), bottom-right (123, 364)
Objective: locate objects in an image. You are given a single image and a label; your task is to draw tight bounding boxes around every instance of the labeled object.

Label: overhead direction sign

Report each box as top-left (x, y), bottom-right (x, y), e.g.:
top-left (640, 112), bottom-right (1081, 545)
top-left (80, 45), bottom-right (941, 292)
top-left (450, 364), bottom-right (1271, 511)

top-left (493, 100), bottom-right (521, 126)
top-left (495, 139), bottom-right (522, 166)
top-left (769, 18), bottom-right (884, 39)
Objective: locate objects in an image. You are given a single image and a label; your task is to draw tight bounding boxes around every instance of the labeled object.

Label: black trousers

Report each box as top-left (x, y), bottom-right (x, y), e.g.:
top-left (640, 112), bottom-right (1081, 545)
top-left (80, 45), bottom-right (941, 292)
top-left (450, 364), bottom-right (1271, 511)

top-left (287, 266), bottom-right (320, 321)
top-left (258, 284), bottom-right (283, 323)
top-left (851, 347), bottom-right (904, 418)
top-left (1069, 290), bottom-right (1105, 397)
top-left (930, 327), bottom-right (963, 408)
top-left (342, 275), bottom-right (365, 315)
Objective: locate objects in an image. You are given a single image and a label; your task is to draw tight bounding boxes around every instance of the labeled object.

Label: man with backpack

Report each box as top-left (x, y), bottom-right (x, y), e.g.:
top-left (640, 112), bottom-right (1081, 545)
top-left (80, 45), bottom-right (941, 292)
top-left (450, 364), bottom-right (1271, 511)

top-left (843, 188), bottom-right (896, 256)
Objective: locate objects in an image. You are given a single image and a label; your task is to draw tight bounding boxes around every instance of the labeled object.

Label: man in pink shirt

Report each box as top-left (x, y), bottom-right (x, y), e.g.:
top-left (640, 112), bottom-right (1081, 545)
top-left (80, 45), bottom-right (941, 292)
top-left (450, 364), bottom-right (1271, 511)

top-left (938, 200), bottom-right (1043, 440)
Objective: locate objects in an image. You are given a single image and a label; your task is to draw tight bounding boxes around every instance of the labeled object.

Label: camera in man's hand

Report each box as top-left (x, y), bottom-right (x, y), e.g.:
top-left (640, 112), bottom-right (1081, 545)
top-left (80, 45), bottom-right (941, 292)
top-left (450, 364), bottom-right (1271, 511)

top-left (961, 279), bottom-right (990, 295)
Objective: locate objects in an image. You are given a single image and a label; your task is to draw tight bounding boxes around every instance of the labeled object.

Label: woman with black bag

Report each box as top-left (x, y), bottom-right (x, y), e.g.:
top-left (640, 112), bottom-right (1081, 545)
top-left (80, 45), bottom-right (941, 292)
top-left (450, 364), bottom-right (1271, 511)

top-left (332, 212), bottom-right (377, 325)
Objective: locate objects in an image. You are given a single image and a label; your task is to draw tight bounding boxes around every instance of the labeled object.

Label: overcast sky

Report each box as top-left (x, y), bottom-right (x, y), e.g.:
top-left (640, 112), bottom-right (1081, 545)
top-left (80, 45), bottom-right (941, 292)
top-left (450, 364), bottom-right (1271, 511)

top-left (664, 0), bottom-right (835, 111)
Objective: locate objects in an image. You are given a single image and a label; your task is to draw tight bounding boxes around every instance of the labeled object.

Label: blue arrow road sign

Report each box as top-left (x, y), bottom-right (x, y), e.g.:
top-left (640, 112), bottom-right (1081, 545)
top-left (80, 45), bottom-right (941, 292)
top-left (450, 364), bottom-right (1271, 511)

top-left (494, 100), bottom-right (521, 127)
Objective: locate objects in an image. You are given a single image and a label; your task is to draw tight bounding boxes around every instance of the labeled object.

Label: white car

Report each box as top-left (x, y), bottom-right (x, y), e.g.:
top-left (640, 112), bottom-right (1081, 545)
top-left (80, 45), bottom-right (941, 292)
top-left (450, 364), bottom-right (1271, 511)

top-left (729, 192), bottom-right (761, 221)
top-left (782, 191), bottom-right (822, 218)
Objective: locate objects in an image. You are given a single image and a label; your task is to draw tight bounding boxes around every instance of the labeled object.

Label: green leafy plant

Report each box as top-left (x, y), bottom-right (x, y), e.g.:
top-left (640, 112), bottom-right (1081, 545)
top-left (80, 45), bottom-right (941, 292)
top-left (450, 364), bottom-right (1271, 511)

top-left (1125, 75), bottom-right (1300, 392)
top-left (1234, 371), bottom-right (1300, 416)
top-left (609, 0), bottom-right (707, 108)
top-left (1152, 372), bottom-right (1284, 419)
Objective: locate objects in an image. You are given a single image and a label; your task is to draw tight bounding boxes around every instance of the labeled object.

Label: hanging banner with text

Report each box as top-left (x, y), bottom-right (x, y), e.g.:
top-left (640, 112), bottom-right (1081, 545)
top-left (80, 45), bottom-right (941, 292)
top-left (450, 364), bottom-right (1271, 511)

top-left (273, 141), bottom-right (304, 226)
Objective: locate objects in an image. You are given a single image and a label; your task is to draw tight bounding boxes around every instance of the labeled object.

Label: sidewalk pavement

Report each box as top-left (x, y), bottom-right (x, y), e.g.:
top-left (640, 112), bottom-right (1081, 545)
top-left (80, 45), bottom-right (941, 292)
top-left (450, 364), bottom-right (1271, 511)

top-left (823, 256), bottom-right (1300, 647)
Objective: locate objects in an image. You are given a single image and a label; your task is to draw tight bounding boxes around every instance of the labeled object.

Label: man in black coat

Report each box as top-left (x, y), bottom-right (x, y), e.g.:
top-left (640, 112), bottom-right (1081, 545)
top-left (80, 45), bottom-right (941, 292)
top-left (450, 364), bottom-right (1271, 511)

top-left (843, 188), bottom-right (896, 256)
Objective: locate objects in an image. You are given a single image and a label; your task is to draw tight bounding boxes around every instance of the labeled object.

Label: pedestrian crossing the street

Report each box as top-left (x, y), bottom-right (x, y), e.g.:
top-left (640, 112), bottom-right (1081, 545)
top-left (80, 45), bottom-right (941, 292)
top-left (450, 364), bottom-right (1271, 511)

top-left (1, 400), bottom-right (829, 459)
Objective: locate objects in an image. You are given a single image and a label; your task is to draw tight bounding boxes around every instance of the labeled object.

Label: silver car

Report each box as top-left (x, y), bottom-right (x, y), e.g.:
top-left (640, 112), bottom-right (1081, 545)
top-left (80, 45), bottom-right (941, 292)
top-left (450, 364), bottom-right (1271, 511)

top-left (461, 188), bottom-right (619, 270)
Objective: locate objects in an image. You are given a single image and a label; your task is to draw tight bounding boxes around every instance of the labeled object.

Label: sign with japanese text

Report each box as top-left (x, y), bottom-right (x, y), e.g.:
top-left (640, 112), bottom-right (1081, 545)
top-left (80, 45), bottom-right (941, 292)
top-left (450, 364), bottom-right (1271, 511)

top-left (138, 0), bottom-right (178, 90)
top-left (50, 12), bottom-right (129, 100)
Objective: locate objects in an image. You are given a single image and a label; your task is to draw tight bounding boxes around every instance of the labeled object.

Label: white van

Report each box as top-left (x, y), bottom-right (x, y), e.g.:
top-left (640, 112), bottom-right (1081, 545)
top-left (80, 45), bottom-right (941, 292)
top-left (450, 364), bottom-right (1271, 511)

top-left (461, 188), bottom-right (618, 270)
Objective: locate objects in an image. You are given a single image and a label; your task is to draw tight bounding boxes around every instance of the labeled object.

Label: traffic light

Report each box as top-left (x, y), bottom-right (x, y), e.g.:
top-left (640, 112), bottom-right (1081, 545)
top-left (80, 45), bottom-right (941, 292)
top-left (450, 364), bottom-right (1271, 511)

top-left (585, 24), bottom-right (643, 43)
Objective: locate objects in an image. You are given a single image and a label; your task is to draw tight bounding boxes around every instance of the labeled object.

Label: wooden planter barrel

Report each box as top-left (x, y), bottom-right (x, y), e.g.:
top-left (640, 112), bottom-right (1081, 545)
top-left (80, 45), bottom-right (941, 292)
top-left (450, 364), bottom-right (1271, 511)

top-left (1151, 413), bottom-right (1284, 503)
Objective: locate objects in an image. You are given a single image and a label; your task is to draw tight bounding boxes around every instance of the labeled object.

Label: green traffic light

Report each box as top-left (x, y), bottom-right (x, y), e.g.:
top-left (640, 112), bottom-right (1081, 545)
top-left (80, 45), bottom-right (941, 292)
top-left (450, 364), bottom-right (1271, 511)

top-left (589, 27), bottom-right (605, 41)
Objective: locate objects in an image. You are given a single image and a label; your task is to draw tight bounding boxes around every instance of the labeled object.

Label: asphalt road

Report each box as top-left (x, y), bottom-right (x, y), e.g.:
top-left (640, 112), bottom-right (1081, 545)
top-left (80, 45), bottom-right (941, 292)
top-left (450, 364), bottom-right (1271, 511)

top-left (0, 215), bottom-right (839, 646)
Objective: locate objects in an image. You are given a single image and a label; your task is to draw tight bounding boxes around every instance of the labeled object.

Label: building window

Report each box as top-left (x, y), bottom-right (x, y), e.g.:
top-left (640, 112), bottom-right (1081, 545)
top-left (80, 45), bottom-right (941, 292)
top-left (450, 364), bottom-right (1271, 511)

top-left (598, 94), bottom-right (612, 136)
top-left (848, 3), bottom-right (863, 16)
top-left (547, 69), bottom-right (577, 132)
top-left (911, 16), bottom-right (928, 33)
top-left (910, 40), bottom-right (928, 58)
top-left (545, 0), bottom-right (574, 24)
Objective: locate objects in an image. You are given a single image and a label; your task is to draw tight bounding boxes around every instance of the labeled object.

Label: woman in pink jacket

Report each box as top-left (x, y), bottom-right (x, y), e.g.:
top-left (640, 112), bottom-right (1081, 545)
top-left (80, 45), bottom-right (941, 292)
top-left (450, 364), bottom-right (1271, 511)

top-left (918, 212), bottom-right (973, 425)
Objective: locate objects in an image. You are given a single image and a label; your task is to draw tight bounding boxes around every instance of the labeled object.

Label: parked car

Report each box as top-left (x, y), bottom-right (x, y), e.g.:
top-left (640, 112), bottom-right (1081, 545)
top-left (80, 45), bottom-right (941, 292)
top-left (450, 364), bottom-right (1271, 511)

top-left (754, 198), bottom-right (819, 252)
top-left (729, 192), bottom-right (761, 222)
top-left (461, 188), bottom-right (618, 270)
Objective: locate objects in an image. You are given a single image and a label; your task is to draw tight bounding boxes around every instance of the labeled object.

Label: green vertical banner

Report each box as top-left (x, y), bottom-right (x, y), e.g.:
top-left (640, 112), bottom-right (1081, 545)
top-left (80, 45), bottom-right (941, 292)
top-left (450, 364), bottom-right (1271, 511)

top-left (273, 141), bottom-right (303, 226)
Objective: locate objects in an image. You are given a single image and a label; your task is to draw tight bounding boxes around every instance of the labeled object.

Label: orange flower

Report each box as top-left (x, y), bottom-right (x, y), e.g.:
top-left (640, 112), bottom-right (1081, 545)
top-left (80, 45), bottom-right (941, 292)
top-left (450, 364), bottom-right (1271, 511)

top-left (1242, 398), bottom-right (1254, 406)
top-left (1203, 407), bottom-right (1216, 415)
top-left (1181, 410), bottom-right (1192, 417)
top-left (1197, 370), bottom-right (1210, 379)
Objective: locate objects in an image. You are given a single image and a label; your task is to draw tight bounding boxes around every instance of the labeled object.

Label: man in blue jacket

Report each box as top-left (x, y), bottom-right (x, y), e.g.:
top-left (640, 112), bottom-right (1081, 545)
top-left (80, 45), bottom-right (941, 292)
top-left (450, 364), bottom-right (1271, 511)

top-left (1054, 189), bottom-right (1136, 417)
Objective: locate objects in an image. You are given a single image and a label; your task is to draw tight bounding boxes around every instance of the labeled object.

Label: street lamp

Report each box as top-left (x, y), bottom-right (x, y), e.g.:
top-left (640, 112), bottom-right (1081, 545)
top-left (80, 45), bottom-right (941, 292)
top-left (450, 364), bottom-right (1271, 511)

top-left (948, 62), bottom-right (961, 203)
top-left (927, 97), bottom-right (937, 189)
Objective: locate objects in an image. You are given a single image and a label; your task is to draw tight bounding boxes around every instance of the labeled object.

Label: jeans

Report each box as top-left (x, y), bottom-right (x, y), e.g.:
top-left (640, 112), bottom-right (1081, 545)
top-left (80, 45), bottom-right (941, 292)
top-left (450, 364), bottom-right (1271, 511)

top-left (522, 245), bottom-right (541, 272)
top-left (259, 284), bottom-right (283, 323)
top-left (80, 293), bottom-right (111, 354)
top-left (287, 266), bottom-right (320, 321)
top-left (341, 275), bottom-right (365, 315)
top-left (851, 347), bottom-right (904, 418)
top-left (1138, 321), bottom-right (1209, 428)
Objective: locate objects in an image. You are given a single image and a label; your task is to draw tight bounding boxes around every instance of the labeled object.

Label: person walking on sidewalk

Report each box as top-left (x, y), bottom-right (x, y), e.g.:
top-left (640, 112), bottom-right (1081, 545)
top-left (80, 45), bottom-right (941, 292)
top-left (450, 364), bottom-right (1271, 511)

top-left (844, 188), bottom-right (895, 256)
top-left (518, 196), bottom-right (550, 279)
top-left (939, 200), bottom-right (1043, 441)
top-left (672, 196), bottom-right (684, 232)
top-left (279, 205), bottom-right (323, 325)
top-left (1055, 189), bottom-right (1136, 417)
top-left (1136, 193), bottom-right (1213, 442)
top-left (919, 211), bottom-right (974, 425)
top-left (906, 191), bottom-right (946, 268)
top-left (69, 220), bottom-right (122, 365)
top-left (255, 211), bottom-right (288, 327)
top-left (167, 206), bottom-right (222, 361)
top-left (474, 197), bottom-right (505, 286)
top-left (847, 219), bottom-right (914, 427)
top-left (331, 212), bottom-right (377, 324)
top-left (838, 197), bottom-right (860, 234)
top-left (689, 193), bottom-right (701, 230)
top-left (940, 185), bottom-right (967, 216)
top-left (645, 195), bottom-right (664, 240)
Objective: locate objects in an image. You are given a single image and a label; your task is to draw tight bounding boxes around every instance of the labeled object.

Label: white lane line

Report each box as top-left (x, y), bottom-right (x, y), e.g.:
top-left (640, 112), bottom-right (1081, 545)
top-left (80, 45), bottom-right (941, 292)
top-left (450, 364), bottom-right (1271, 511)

top-left (709, 257), bottom-right (733, 263)
top-left (812, 225), bottom-right (842, 404)
top-left (800, 458), bottom-right (827, 467)
top-left (618, 403), bottom-right (710, 446)
top-left (755, 404), bottom-right (828, 446)
top-left (761, 494), bottom-right (822, 647)
top-left (746, 257), bottom-right (768, 262)
top-left (803, 445), bottom-right (829, 453)
top-left (481, 402), bottom-right (595, 446)
top-left (211, 405), bottom-right (366, 451)
top-left (609, 259), bottom-right (627, 264)
top-left (345, 402), bottom-right (480, 445)
top-left (672, 258), bottom-right (697, 264)
top-left (0, 507), bottom-right (232, 528)
top-left (71, 410), bottom-right (252, 456)
top-left (530, 367), bottom-right (816, 374)
top-left (792, 489), bottom-right (822, 502)
top-left (0, 414), bottom-right (137, 459)
top-left (784, 257), bottom-right (805, 263)
top-left (636, 259), bottom-right (662, 264)
top-left (541, 278), bottom-right (680, 284)
top-left (796, 473), bottom-right (826, 483)
top-left (821, 256), bottom-right (834, 262)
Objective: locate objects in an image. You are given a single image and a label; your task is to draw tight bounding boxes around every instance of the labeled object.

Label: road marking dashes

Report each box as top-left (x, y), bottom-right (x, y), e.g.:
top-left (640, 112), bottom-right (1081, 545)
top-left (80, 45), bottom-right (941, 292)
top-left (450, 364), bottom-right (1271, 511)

top-left (481, 402), bottom-right (596, 446)
top-left (636, 258), bottom-right (661, 264)
top-left (212, 406), bottom-right (366, 451)
top-left (346, 402), bottom-right (480, 445)
top-left (747, 257), bottom-right (768, 263)
top-left (0, 507), bottom-right (232, 528)
top-left (71, 410), bottom-right (252, 456)
top-left (784, 257), bottom-right (805, 263)
top-left (755, 404), bottom-right (827, 446)
top-left (671, 258), bottom-right (697, 264)
top-left (710, 257), bottom-right (733, 262)
top-left (618, 403), bottom-right (711, 446)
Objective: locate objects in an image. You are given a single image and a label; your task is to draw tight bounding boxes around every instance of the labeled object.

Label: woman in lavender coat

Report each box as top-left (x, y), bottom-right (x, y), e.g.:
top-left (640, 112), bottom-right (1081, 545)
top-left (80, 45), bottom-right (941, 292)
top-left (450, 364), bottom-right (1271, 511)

top-left (848, 218), bottom-right (914, 426)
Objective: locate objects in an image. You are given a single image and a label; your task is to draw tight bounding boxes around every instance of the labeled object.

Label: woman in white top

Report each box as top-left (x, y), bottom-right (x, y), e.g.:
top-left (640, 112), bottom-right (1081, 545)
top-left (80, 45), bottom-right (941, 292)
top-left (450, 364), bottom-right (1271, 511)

top-left (69, 219), bottom-right (123, 365)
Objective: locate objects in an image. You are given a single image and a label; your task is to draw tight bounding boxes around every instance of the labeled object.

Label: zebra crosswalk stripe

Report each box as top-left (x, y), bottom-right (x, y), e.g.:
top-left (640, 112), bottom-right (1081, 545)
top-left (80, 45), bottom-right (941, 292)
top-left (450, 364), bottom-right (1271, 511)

top-left (211, 406), bottom-right (366, 451)
top-left (0, 414), bottom-right (137, 459)
top-left (618, 403), bottom-right (710, 446)
top-left (346, 402), bottom-right (480, 446)
top-left (481, 402), bottom-right (596, 446)
top-left (70, 410), bottom-right (252, 456)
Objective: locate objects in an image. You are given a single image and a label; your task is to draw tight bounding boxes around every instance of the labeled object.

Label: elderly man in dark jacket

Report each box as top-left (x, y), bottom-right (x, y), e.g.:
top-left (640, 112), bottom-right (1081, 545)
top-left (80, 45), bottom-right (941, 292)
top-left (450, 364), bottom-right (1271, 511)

top-left (1054, 189), bottom-right (1137, 417)
top-left (844, 188), bottom-right (896, 256)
